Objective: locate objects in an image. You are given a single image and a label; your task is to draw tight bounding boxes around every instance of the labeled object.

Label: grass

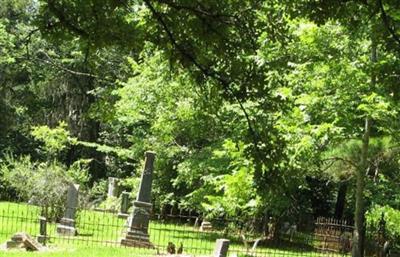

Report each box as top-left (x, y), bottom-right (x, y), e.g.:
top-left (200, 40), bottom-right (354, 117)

top-left (0, 202), bottom-right (329, 257)
top-left (0, 246), bottom-right (154, 257)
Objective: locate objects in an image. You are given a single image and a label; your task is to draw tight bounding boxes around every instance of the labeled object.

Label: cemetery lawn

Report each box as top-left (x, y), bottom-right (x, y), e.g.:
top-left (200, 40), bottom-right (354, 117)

top-left (0, 246), bottom-right (155, 257)
top-left (0, 202), bottom-right (320, 257)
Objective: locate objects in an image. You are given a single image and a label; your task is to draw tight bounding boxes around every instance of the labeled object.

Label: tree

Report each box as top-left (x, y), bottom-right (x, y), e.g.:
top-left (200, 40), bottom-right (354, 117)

top-left (274, 13), bottom-right (399, 256)
top-left (34, 0), bottom-right (290, 190)
top-left (2, 2), bottom-right (400, 254)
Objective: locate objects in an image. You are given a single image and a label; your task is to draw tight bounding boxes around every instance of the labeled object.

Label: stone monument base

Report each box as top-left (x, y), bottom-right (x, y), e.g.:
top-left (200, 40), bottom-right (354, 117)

top-left (120, 152), bottom-right (155, 249)
top-left (37, 235), bottom-right (46, 244)
top-left (56, 218), bottom-right (77, 236)
top-left (120, 200), bottom-right (154, 248)
top-left (120, 230), bottom-right (154, 248)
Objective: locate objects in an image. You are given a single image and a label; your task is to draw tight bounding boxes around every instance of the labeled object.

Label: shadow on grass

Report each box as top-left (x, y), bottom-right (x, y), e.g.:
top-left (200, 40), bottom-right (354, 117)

top-left (76, 233), bottom-right (94, 237)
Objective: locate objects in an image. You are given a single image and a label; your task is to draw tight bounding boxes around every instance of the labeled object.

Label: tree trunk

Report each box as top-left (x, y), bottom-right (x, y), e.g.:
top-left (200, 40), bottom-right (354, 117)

top-left (334, 182), bottom-right (347, 220)
top-left (352, 118), bottom-right (370, 257)
top-left (352, 29), bottom-right (376, 257)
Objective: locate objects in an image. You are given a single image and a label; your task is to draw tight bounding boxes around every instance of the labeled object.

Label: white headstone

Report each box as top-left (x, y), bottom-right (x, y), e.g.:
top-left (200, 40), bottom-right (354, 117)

top-left (213, 239), bottom-right (230, 257)
top-left (108, 177), bottom-right (120, 197)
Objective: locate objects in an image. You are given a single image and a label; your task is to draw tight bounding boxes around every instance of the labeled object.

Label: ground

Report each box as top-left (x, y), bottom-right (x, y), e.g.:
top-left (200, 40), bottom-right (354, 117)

top-left (0, 202), bottom-right (327, 257)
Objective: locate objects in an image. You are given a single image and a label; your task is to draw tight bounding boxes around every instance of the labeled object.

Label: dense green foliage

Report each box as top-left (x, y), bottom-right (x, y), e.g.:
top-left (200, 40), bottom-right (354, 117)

top-left (1, 1), bottom-right (400, 254)
top-left (366, 205), bottom-right (400, 249)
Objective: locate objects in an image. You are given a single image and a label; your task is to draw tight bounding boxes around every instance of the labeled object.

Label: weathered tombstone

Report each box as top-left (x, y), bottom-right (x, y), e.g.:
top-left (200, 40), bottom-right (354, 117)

top-left (56, 183), bottom-right (79, 236)
top-left (213, 239), bottom-right (230, 257)
top-left (23, 235), bottom-right (43, 251)
top-left (6, 233), bottom-right (26, 249)
top-left (108, 177), bottom-right (120, 198)
top-left (118, 191), bottom-right (131, 219)
top-left (121, 151), bottom-right (155, 248)
top-left (200, 221), bottom-right (213, 232)
top-left (37, 217), bottom-right (47, 245)
top-left (6, 232), bottom-right (43, 251)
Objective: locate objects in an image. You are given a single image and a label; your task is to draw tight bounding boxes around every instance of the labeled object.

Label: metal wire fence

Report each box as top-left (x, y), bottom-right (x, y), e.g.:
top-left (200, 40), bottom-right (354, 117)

top-left (0, 201), bottom-right (353, 257)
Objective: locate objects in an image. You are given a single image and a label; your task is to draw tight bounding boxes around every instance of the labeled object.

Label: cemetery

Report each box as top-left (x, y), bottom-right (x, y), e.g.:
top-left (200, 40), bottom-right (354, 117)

top-left (0, 152), bottom-right (394, 257)
top-left (0, 152), bottom-right (301, 256)
top-left (1, 1), bottom-right (400, 257)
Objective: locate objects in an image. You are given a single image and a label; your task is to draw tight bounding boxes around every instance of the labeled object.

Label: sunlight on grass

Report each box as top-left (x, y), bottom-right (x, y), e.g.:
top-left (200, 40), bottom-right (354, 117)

top-left (0, 246), bottom-right (154, 257)
top-left (0, 202), bottom-right (326, 257)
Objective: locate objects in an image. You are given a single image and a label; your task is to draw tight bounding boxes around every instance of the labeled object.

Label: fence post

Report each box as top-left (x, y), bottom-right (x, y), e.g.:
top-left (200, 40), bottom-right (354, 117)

top-left (38, 217), bottom-right (47, 245)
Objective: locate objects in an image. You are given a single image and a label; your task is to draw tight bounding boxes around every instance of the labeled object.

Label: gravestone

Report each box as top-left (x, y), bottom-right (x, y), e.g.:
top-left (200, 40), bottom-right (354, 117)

top-left (200, 221), bottom-right (213, 231)
top-left (121, 151), bottom-right (155, 248)
top-left (213, 239), bottom-right (230, 257)
top-left (108, 177), bottom-right (120, 198)
top-left (56, 183), bottom-right (79, 236)
top-left (6, 232), bottom-right (43, 251)
top-left (37, 217), bottom-right (47, 245)
top-left (118, 191), bottom-right (131, 219)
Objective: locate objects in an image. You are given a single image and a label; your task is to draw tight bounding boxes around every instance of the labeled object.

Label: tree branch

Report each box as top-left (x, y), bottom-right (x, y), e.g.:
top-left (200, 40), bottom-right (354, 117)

top-left (46, 0), bottom-right (89, 39)
top-left (34, 50), bottom-right (124, 86)
top-left (37, 51), bottom-right (98, 78)
top-left (142, 0), bottom-right (262, 156)
top-left (157, 0), bottom-right (236, 23)
top-left (321, 156), bottom-right (358, 169)
top-left (378, 0), bottom-right (400, 46)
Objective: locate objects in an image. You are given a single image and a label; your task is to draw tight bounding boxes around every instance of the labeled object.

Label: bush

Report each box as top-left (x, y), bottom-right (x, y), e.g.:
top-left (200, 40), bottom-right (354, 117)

top-left (0, 154), bottom-right (91, 220)
top-left (98, 196), bottom-right (121, 211)
top-left (119, 177), bottom-right (140, 199)
top-left (366, 205), bottom-right (400, 250)
top-left (87, 179), bottom-right (108, 204)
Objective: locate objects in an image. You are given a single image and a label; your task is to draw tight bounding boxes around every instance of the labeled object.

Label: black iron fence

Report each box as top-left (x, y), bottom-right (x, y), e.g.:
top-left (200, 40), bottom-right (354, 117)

top-left (0, 201), bottom-right (389, 257)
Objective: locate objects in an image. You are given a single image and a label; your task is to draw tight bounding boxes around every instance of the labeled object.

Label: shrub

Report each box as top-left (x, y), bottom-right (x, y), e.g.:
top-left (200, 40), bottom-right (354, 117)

top-left (0, 154), bottom-right (91, 220)
top-left (366, 205), bottom-right (400, 249)
top-left (98, 196), bottom-right (121, 211)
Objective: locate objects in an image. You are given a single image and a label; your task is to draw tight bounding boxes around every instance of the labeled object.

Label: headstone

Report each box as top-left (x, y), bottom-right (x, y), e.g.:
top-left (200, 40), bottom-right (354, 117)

top-left (213, 239), bottom-right (230, 257)
top-left (6, 233), bottom-right (26, 249)
top-left (200, 221), bottom-right (213, 231)
top-left (37, 217), bottom-right (47, 245)
top-left (6, 232), bottom-right (43, 251)
top-left (56, 183), bottom-right (79, 236)
top-left (121, 151), bottom-right (155, 248)
top-left (118, 191), bottom-right (131, 218)
top-left (24, 235), bottom-right (43, 251)
top-left (108, 177), bottom-right (120, 198)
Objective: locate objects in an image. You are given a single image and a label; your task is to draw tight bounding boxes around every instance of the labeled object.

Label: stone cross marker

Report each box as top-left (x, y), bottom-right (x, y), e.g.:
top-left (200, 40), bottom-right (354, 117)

top-left (213, 239), bottom-right (230, 257)
top-left (121, 151), bottom-right (155, 248)
top-left (118, 191), bottom-right (131, 219)
top-left (56, 183), bottom-right (79, 236)
top-left (108, 177), bottom-right (120, 198)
